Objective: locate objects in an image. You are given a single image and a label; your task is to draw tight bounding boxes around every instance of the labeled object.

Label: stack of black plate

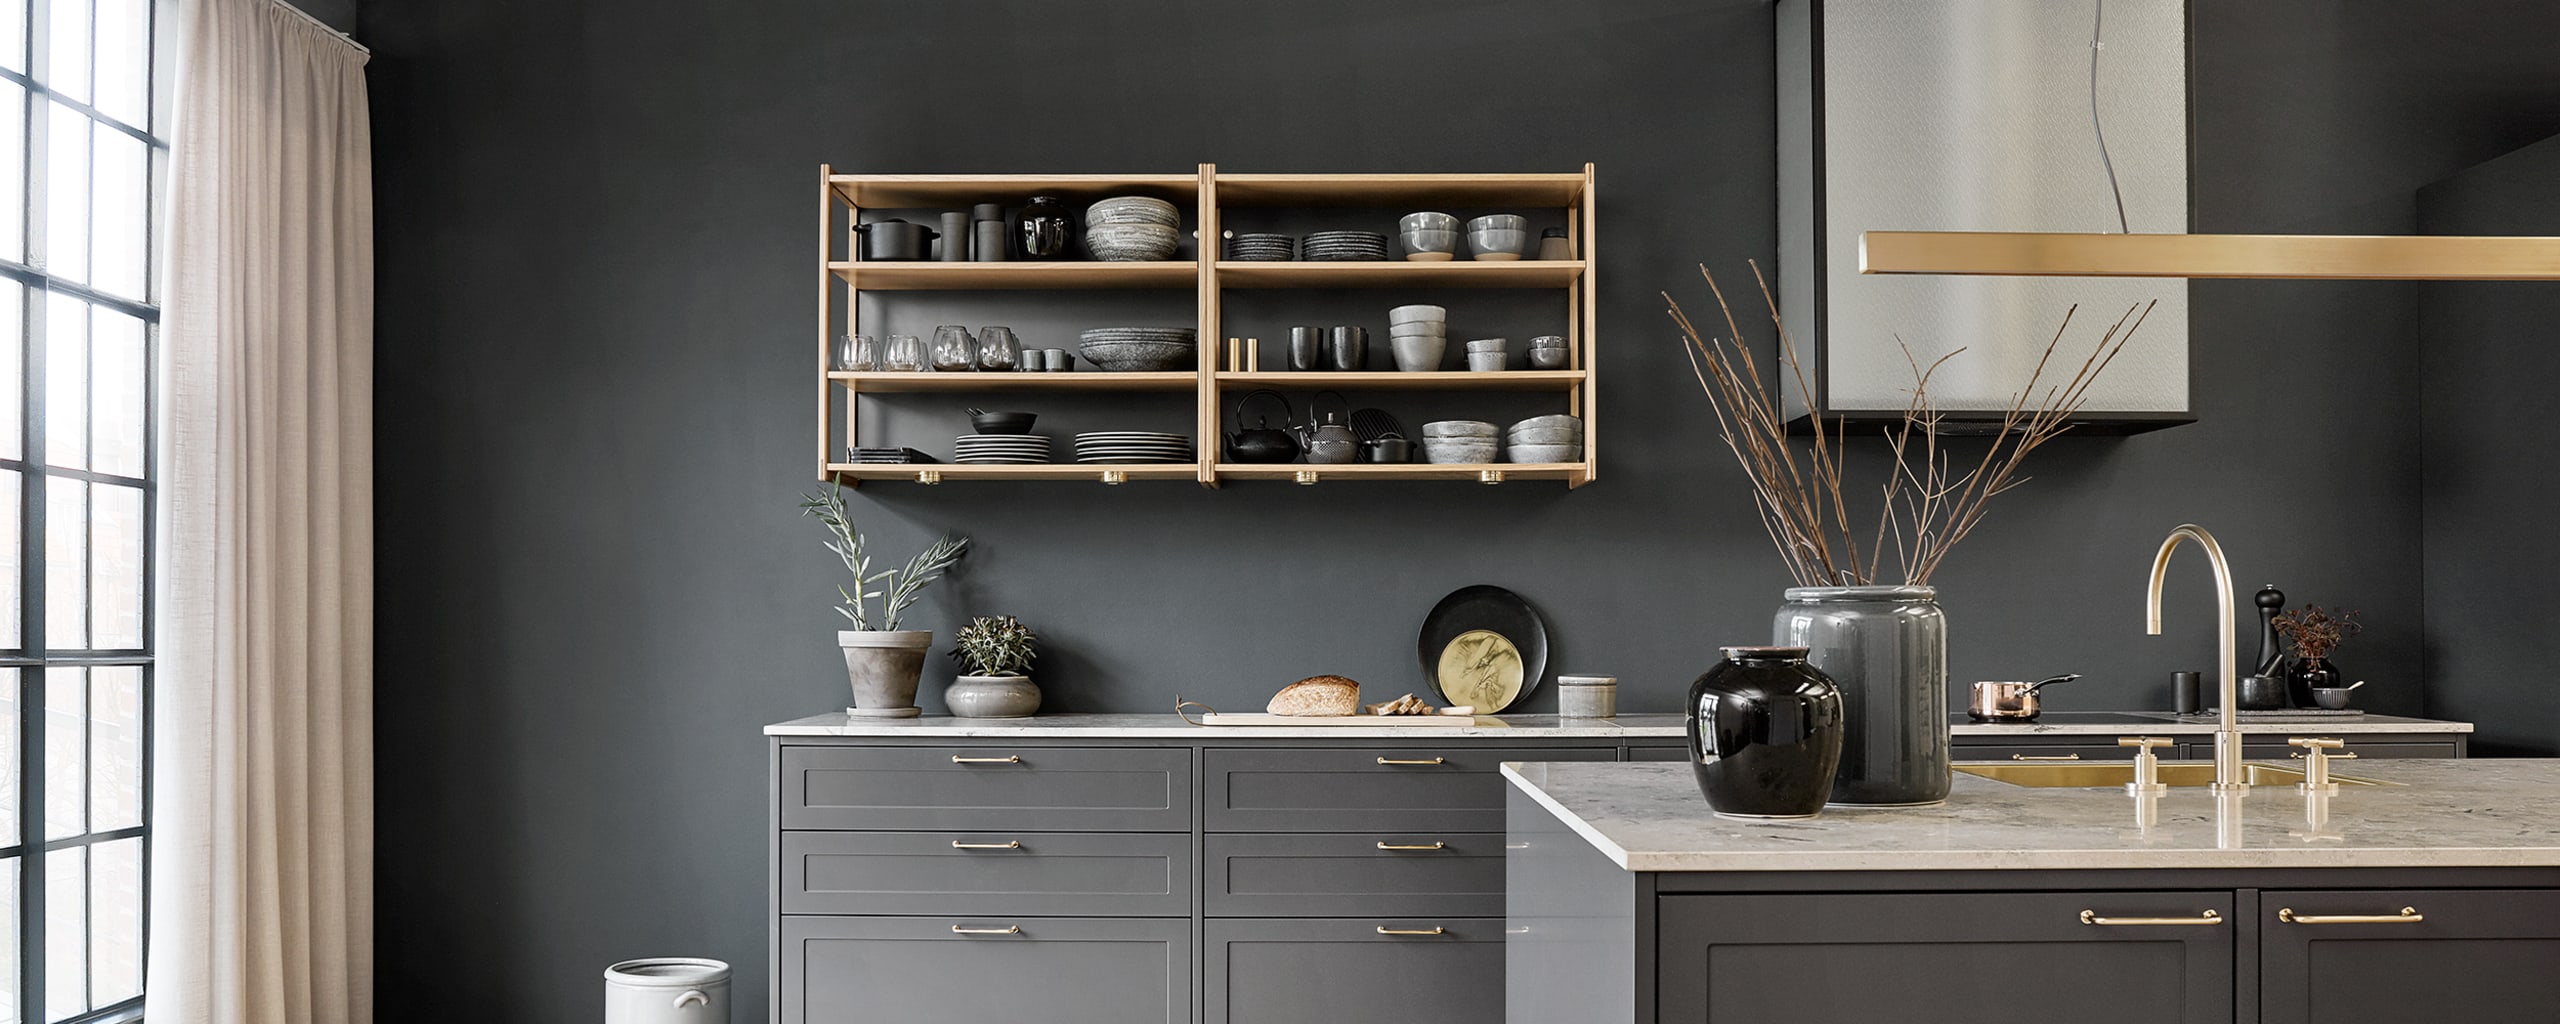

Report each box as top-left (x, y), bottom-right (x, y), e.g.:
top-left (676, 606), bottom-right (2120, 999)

top-left (1072, 432), bottom-right (1194, 464)
top-left (951, 435), bottom-right (1052, 465)
top-left (1302, 230), bottom-right (1389, 262)
top-left (1226, 233), bottom-right (1296, 261)
top-left (845, 447), bottom-right (936, 464)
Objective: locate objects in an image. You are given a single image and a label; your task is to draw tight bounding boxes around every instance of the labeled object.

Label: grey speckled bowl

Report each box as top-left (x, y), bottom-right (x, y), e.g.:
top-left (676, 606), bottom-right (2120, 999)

top-left (1507, 442), bottom-right (1584, 464)
top-left (1422, 419), bottom-right (1500, 438)
top-left (1422, 439), bottom-right (1499, 464)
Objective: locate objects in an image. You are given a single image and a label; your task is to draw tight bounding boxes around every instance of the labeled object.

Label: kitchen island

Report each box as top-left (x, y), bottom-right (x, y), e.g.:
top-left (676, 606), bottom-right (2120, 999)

top-left (1503, 759), bottom-right (2560, 1024)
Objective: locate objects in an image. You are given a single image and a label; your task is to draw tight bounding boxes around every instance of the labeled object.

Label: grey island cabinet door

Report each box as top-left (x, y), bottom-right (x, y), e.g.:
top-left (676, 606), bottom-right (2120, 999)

top-left (1656, 892), bottom-right (2234, 1024)
top-left (780, 744), bottom-right (1194, 831)
top-left (1204, 746), bottom-right (1616, 832)
top-left (1205, 917), bottom-right (1505, 1024)
top-left (2259, 889), bottom-right (2560, 1024)
top-left (780, 915), bottom-right (1191, 1024)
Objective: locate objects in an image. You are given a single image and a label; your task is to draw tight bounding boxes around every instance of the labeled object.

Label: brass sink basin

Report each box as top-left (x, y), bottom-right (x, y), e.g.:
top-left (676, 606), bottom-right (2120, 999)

top-left (1954, 761), bottom-right (2395, 788)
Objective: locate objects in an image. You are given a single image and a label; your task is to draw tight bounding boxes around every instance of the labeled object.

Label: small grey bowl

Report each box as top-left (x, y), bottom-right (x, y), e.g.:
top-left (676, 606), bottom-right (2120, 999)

top-left (1506, 442), bottom-right (1583, 464)
top-left (1400, 229), bottom-right (1459, 250)
top-left (1422, 419), bottom-right (1500, 438)
top-left (1528, 348), bottom-right (1569, 370)
top-left (1422, 439), bottom-right (1499, 464)
top-left (1469, 229), bottom-right (1527, 259)
top-left (1507, 424), bottom-right (1583, 446)
top-left (2311, 688), bottom-right (2356, 710)
top-left (1469, 213), bottom-right (1528, 232)
top-left (1388, 304), bottom-right (1447, 325)
top-left (1468, 352), bottom-right (1507, 372)
top-left (1401, 211), bottom-right (1460, 233)
top-left (1464, 338), bottom-right (1509, 352)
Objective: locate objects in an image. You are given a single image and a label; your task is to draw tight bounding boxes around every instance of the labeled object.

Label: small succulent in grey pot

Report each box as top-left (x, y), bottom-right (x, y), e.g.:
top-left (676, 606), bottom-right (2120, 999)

top-left (946, 615), bottom-right (1042, 718)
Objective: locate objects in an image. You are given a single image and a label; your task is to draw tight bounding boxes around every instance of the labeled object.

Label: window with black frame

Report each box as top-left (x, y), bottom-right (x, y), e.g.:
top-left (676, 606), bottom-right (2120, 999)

top-left (0, 0), bottom-right (162, 1021)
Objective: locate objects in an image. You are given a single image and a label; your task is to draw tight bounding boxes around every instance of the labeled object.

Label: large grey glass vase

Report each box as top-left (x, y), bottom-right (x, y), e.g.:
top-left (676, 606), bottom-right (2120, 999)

top-left (1773, 586), bottom-right (1949, 806)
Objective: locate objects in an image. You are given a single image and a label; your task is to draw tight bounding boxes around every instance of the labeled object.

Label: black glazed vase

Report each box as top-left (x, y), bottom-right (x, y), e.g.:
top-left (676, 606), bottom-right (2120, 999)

top-left (2286, 656), bottom-right (2342, 708)
top-left (1686, 646), bottom-right (1847, 819)
top-left (1018, 195), bottom-right (1073, 259)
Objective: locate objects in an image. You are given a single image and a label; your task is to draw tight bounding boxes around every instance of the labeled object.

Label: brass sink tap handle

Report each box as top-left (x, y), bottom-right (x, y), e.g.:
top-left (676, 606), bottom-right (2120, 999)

top-left (2120, 736), bottom-right (2173, 795)
top-left (2291, 736), bottom-right (2344, 793)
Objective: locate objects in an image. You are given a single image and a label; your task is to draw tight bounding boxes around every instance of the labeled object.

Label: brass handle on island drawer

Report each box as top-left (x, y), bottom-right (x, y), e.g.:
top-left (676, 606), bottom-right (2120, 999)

top-left (951, 840), bottom-right (1021, 850)
top-left (1376, 757), bottom-right (1446, 766)
top-left (1375, 926), bottom-right (1446, 936)
top-left (2290, 751), bottom-right (2359, 760)
top-left (2081, 909), bottom-right (2224, 926)
top-left (2014, 754), bottom-right (2082, 761)
top-left (2280, 906), bottom-right (2422, 925)
top-left (1376, 841), bottom-right (1446, 851)
top-left (950, 755), bottom-right (1021, 764)
top-left (950, 925), bottom-right (1022, 935)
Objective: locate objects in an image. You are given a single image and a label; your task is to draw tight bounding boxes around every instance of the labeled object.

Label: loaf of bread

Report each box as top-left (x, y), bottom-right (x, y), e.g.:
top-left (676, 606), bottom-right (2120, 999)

top-left (1267, 675), bottom-right (1360, 716)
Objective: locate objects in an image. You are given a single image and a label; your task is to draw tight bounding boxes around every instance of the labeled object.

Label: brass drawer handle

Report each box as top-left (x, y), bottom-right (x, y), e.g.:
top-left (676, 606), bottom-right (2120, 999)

top-left (1376, 841), bottom-right (1446, 851)
top-left (1376, 757), bottom-right (1447, 766)
top-left (2081, 909), bottom-right (2223, 926)
top-left (2279, 906), bottom-right (2422, 925)
top-left (950, 755), bottom-right (1022, 764)
top-left (1375, 926), bottom-right (1446, 936)
top-left (950, 840), bottom-right (1022, 850)
top-left (950, 925), bottom-right (1022, 935)
top-left (2290, 751), bottom-right (2359, 760)
top-left (2014, 754), bottom-right (2082, 761)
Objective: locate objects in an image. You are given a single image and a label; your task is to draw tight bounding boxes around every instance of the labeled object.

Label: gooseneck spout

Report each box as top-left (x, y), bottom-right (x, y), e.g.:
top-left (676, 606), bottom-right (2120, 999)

top-left (2147, 524), bottom-right (2246, 793)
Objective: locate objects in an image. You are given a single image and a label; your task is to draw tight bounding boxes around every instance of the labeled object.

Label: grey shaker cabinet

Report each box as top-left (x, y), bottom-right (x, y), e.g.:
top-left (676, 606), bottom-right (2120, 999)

top-left (1203, 832), bottom-right (1508, 917)
top-left (1654, 891), bottom-right (2235, 1024)
top-left (1204, 745), bottom-right (1617, 832)
top-left (781, 744), bottom-right (1194, 832)
top-left (2258, 889), bottom-right (2560, 1024)
top-left (780, 830), bottom-right (1192, 917)
top-left (1205, 918), bottom-right (1506, 1024)
top-left (779, 915), bottom-right (1191, 1024)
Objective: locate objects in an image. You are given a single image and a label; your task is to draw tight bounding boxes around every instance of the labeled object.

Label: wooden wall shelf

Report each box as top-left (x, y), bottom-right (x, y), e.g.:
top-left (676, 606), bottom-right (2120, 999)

top-left (819, 164), bottom-right (1599, 488)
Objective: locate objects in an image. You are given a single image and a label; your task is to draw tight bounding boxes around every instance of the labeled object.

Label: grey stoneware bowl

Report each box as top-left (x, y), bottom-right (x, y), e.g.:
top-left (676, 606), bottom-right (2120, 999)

top-left (1507, 415), bottom-right (1583, 445)
top-left (1388, 304), bottom-right (1447, 325)
top-left (1390, 326), bottom-right (1447, 342)
top-left (1422, 419), bottom-right (1500, 438)
top-left (1528, 347), bottom-right (1570, 370)
top-left (1468, 352), bottom-right (1507, 372)
top-left (1465, 338), bottom-right (1508, 352)
top-left (1391, 335), bottom-right (1447, 371)
top-left (1506, 442), bottom-right (1583, 464)
top-left (1400, 229), bottom-right (1459, 255)
top-left (2311, 687), bottom-right (2356, 710)
top-left (1077, 338), bottom-right (1195, 372)
top-left (1400, 211), bottom-right (1460, 233)
top-left (1422, 439), bottom-right (1499, 464)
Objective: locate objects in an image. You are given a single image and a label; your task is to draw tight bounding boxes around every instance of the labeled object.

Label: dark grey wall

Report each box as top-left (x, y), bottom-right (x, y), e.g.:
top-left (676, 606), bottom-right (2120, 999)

top-left (2418, 135), bottom-right (2560, 757)
top-left (360, 1), bottom-right (2560, 1020)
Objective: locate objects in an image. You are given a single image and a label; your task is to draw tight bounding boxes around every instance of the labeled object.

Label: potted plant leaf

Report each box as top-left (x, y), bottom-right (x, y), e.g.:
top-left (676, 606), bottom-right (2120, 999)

top-left (2273, 604), bottom-right (2362, 707)
top-left (800, 483), bottom-right (969, 717)
top-left (945, 615), bottom-right (1040, 718)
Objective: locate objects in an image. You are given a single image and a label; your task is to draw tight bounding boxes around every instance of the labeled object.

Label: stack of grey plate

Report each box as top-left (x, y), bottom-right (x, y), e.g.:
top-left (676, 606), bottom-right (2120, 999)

top-left (1078, 327), bottom-right (1198, 372)
top-left (1072, 431), bottom-right (1194, 464)
top-left (1085, 197), bottom-right (1183, 261)
top-left (847, 446), bottom-right (935, 464)
top-left (1302, 230), bottom-right (1389, 262)
top-left (1226, 232), bottom-right (1296, 261)
top-left (1506, 414), bottom-right (1584, 464)
top-left (1420, 420), bottom-right (1500, 464)
top-left (952, 434), bottom-right (1053, 465)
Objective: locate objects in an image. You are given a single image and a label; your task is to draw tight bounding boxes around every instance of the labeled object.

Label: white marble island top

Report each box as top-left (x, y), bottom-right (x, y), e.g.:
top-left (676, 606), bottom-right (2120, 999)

top-left (1504, 759), bottom-right (2560, 873)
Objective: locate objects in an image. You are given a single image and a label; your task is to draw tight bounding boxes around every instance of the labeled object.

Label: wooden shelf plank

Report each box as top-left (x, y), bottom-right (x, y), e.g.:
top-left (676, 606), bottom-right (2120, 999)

top-left (830, 371), bottom-right (1196, 393)
top-left (828, 463), bottom-right (1201, 483)
top-left (1212, 371), bottom-right (1585, 391)
top-left (829, 174), bottom-right (1200, 208)
top-left (1216, 260), bottom-right (1585, 289)
top-left (1212, 462), bottom-right (1589, 483)
top-left (830, 261), bottom-right (1197, 290)
top-left (1213, 173), bottom-right (1588, 207)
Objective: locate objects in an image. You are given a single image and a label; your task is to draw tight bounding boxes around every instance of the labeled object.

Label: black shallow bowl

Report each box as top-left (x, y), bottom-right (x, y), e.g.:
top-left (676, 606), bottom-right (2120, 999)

top-left (970, 411), bottom-right (1037, 435)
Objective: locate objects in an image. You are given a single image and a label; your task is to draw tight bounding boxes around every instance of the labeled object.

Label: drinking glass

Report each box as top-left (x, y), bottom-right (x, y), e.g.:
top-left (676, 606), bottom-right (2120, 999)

top-left (835, 334), bottom-right (877, 372)
top-left (976, 326), bottom-right (1021, 371)
top-left (931, 325), bottom-right (978, 371)
top-left (884, 334), bottom-right (926, 372)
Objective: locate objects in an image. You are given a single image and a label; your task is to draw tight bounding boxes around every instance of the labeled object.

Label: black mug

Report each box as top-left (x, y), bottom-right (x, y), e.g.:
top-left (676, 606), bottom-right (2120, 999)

top-left (1328, 326), bottom-right (1368, 372)
top-left (1288, 327), bottom-right (1325, 372)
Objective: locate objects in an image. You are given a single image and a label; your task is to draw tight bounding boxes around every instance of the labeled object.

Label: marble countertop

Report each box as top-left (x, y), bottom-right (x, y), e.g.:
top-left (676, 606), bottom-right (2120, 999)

top-left (1503, 758), bottom-right (2560, 873)
top-left (767, 710), bottom-right (2467, 738)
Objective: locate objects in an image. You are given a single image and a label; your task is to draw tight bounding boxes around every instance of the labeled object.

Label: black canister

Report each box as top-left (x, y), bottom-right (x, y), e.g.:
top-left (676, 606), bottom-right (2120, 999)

top-left (1687, 646), bottom-right (1846, 819)
top-left (972, 203), bottom-right (1008, 262)
top-left (937, 212), bottom-right (971, 261)
top-left (2172, 671), bottom-right (2201, 714)
top-left (1018, 195), bottom-right (1073, 259)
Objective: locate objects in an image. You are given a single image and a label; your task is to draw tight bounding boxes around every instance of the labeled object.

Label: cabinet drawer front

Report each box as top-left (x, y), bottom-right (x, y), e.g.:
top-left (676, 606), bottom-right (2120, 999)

top-left (1204, 745), bottom-right (1615, 832)
top-left (1204, 833), bottom-right (1506, 917)
top-left (1626, 743), bottom-right (1690, 762)
top-left (1658, 892), bottom-right (2234, 1024)
top-left (781, 915), bottom-right (1191, 1024)
top-left (780, 745), bottom-right (1194, 831)
top-left (1953, 743), bottom-right (2142, 762)
top-left (1205, 917), bottom-right (1504, 1024)
top-left (781, 831), bottom-right (1192, 916)
top-left (2260, 889), bottom-right (2560, 1024)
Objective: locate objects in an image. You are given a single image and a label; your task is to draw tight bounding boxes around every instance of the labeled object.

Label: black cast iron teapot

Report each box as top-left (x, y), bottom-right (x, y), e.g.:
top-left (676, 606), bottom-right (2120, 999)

top-left (1225, 389), bottom-right (1300, 464)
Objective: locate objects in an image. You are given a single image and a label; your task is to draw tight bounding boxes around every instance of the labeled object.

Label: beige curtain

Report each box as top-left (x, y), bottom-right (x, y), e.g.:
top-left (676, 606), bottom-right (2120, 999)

top-left (150, 1), bottom-right (373, 1022)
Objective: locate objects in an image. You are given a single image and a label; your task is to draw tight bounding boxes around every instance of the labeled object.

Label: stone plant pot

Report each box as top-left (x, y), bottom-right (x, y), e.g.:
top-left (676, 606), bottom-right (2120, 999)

top-left (839, 630), bottom-right (933, 718)
top-left (946, 674), bottom-right (1042, 719)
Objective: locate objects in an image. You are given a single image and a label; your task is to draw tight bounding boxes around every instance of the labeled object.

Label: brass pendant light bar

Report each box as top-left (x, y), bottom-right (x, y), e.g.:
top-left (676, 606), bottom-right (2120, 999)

top-left (1860, 231), bottom-right (2560, 281)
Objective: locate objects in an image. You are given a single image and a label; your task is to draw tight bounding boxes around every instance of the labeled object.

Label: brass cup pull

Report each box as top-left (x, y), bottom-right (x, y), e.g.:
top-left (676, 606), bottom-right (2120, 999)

top-left (1376, 757), bottom-right (1447, 766)
top-left (1375, 926), bottom-right (1446, 936)
top-left (2279, 906), bottom-right (2423, 925)
top-left (950, 755), bottom-right (1022, 764)
top-left (950, 925), bottom-right (1022, 935)
top-left (1376, 841), bottom-right (1446, 851)
top-left (2080, 909), bottom-right (2224, 926)
top-left (951, 840), bottom-right (1022, 850)
top-left (2013, 754), bottom-right (2082, 761)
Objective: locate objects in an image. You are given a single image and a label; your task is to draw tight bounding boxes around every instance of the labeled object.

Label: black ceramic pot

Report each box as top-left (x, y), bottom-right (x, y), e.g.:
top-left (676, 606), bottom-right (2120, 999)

top-left (2285, 657), bottom-right (2342, 708)
top-left (1019, 196), bottom-right (1074, 259)
top-left (1687, 646), bottom-right (1846, 819)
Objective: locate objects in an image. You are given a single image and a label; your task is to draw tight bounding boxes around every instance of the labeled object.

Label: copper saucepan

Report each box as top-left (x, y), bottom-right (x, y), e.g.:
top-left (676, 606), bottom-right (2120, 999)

top-left (1968, 673), bottom-right (2082, 722)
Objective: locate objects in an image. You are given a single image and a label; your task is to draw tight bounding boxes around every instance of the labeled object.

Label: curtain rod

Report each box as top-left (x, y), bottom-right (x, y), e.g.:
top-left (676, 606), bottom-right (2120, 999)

top-left (268, 0), bottom-right (370, 56)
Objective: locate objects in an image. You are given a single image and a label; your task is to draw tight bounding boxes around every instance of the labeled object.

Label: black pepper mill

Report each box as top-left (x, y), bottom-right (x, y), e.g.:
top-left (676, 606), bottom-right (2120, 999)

top-left (2253, 584), bottom-right (2289, 700)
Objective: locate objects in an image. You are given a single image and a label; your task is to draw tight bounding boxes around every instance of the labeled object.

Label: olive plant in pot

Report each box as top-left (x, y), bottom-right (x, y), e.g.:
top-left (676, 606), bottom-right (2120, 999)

top-left (800, 484), bottom-right (969, 718)
top-left (946, 615), bottom-right (1040, 718)
top-left (1670, 262), bottom-right (2153, 806)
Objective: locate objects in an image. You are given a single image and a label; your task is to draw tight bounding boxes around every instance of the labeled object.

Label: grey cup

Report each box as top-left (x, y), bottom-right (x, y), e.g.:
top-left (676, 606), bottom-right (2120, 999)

top-left (1328, 326), bottom-right (1368, 371)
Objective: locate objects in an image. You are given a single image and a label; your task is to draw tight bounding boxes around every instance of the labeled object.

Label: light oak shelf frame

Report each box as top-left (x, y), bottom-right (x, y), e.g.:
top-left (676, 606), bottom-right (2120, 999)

top-left (819, 164), bottom-right (1598, 487)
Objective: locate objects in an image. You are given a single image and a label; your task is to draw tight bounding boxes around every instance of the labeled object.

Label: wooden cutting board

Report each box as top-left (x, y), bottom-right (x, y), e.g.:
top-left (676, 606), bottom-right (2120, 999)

top-left (1196, 712), bottom-right (1487, 728)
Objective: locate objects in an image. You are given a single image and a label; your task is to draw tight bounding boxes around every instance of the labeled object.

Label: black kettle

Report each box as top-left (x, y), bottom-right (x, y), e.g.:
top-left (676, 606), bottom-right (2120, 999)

top-left (1225, 389), bottom-right (1300, 464)
top-left (852, 218), bottom-right (937, 261)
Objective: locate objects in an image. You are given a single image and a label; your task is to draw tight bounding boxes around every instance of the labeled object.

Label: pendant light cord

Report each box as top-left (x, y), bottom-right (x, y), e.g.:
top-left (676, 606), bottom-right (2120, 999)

top-left (2091, 0), bottom-right (2129, 233)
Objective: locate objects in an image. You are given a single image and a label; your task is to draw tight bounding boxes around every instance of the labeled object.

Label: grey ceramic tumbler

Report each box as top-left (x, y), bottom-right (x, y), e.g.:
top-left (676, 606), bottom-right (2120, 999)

top-left (1289, 326), bottom-right (1325, 372)
top-left (1328, 326), bottom-right (1368, 371)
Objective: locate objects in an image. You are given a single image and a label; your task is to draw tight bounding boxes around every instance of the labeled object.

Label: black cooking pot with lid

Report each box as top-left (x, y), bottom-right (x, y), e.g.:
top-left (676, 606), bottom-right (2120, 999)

top-left (852, 218), bottom-right (938, 261)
